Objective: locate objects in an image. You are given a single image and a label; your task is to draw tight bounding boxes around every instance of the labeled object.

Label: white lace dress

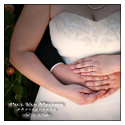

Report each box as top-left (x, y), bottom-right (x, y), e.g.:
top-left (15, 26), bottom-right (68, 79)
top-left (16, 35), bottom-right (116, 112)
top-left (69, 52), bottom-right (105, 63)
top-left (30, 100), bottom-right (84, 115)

top-left (30, 11), bottom-right (120, 120)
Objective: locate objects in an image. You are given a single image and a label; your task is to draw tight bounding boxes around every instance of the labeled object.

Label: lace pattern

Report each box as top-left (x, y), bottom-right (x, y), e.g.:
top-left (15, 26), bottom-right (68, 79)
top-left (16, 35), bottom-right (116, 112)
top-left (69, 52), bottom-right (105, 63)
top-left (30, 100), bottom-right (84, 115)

top-left (51, 12), bottom-right (120, 48)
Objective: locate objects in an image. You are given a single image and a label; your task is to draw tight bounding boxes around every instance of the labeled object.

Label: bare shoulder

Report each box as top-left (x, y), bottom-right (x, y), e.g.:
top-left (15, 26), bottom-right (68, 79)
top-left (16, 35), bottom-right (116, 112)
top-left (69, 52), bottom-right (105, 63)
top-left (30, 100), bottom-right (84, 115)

top-left (50, 5), bottom-right (72, 19)
top-left (19, 5), bottom-right (51, 21)
top-left (50, 5), bottom-right (64, 19)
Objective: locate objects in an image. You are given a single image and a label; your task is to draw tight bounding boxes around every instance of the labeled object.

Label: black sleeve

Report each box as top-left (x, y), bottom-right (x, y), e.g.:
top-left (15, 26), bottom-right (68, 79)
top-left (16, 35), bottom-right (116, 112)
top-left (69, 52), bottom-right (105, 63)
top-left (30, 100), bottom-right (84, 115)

top-left (13, 4), bottom-right (65, 70)
top-left (35, 26), bottom-right (65, 70)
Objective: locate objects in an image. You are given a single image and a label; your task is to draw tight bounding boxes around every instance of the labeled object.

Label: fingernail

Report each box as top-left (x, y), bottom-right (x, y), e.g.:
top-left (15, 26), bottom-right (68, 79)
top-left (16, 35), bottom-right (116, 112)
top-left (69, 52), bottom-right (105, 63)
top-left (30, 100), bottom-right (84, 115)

top-left (70, 65), bottom-right (75, 69)
top-left (86, 82), bottom-right (90, 86)
top-left (104, 76), bottom-right (108, 79)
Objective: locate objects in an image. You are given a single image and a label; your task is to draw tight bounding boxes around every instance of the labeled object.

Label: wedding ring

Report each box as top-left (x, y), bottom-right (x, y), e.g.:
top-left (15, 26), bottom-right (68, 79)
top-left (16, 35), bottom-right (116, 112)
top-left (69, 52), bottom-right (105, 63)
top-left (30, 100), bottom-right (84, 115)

top-left (90, 66), bottom-right (93, 72)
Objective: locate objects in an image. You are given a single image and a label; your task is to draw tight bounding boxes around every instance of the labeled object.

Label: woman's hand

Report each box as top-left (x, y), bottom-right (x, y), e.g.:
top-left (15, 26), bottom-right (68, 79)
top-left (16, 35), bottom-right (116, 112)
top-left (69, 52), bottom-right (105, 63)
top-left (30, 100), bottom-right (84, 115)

top-left (85, 72), bottom-right (120, 97)
top-left (52, 63), bottom-right (108, 89)
top-left (70, 55), bottom-right (120, 76)
top-left (62, 84), bottom-right (106, 105)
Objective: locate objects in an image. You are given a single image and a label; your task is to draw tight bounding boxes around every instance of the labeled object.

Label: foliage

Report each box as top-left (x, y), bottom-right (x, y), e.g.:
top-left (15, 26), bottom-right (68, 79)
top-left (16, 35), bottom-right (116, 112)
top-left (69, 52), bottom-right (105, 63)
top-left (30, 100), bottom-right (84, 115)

top-left (4, 5), bottom-right (30, 121)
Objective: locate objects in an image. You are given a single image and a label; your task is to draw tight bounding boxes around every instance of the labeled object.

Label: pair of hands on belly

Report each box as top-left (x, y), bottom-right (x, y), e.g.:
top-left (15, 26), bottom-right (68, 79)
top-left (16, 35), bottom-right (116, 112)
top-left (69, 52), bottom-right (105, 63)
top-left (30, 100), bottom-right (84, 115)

top-left (52, 54), bottom-right (120, 104)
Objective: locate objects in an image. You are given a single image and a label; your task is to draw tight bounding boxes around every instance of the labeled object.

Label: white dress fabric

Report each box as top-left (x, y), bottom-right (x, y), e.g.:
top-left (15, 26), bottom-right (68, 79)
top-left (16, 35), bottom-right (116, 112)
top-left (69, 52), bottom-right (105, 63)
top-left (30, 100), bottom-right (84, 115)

top-left (30, 12), bottom-right (120, 120)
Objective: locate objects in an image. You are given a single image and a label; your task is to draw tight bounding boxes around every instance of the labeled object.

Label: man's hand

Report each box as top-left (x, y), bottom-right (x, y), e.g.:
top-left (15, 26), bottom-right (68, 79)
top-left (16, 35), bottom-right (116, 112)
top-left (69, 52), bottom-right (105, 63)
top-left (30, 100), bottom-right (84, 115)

top-left (52, 63), bottom-right (108, 90)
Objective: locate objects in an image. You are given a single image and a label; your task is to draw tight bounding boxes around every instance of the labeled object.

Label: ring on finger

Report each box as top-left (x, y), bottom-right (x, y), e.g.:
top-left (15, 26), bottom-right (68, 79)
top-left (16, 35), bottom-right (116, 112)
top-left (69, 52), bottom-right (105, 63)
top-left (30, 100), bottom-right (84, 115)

top-left (90, 66), bottom-right (93, 72)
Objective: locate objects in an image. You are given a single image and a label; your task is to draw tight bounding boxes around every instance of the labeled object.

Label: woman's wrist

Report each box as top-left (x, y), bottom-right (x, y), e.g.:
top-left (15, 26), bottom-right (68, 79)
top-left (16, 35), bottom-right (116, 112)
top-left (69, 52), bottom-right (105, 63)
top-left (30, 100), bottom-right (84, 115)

top-left (51, 81), bottom-right (67, 97)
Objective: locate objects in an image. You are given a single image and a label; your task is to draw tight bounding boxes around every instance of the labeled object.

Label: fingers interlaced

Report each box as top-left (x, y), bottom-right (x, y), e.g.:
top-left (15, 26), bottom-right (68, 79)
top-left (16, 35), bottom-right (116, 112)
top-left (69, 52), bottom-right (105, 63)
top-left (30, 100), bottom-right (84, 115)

top-left (81, 72), bottom-right (97, 75)
top-left (85, 79), bottom-right (109, 90)
top-left (83, 75), bottom-right (107, 81)
top-left (89, 85), bottom-right (109, 91)
top-left (85, 79), bottom-right (109, 86)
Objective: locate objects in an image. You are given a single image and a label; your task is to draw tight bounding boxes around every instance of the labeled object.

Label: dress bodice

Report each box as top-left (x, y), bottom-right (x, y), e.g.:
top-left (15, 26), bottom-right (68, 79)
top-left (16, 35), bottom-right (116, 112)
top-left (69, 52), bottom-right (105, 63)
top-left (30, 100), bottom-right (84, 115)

top-left (49, 12), bottom-right (120, 64)
top-left (31, 11), bottom-right (120, 120)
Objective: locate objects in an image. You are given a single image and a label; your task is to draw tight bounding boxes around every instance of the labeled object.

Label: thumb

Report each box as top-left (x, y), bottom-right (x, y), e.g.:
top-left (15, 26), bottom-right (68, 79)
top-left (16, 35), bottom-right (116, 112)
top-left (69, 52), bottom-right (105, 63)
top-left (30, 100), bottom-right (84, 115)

top-left (79, 86), bottom-right (93, 94)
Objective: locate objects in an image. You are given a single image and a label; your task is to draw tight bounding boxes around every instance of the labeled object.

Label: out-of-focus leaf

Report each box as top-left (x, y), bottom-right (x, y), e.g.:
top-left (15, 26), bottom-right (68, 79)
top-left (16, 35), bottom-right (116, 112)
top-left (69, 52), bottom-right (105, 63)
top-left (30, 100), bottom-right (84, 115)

top-left (15, 70), bottom-right (22, 84)
top-left (4, 46), bottom-right (10, 59)
top-left (13, 107), bottom-right (19, 117)
top-left (4, 8), bottom-right (15, 17)
top-left (4, 78), bottom-right (11, 93)
top-left (13, 83), bottom-right (23, 101)
top-left (5, 27), bottom-right (13, 40)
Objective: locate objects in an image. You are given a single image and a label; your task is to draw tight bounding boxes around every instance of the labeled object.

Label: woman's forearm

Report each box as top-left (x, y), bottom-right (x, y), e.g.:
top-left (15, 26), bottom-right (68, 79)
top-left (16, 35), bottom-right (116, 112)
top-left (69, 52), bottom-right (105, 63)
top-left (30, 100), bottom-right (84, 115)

top-left (9, 50), bottom-right (65, 96)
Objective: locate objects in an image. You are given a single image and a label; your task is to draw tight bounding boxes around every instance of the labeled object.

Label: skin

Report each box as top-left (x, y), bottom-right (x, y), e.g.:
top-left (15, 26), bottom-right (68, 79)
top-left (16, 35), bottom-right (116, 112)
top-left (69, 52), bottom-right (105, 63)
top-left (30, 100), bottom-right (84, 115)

top-left (70, 54), bottom-right (120, 76)
top-left (52, 63), bottom-right (109, 90)
top-left (9, 5), bottom-right (108, 105)
top-left (52, 63), bottom-right (120, 98)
